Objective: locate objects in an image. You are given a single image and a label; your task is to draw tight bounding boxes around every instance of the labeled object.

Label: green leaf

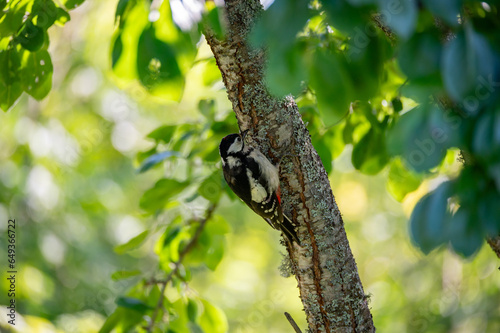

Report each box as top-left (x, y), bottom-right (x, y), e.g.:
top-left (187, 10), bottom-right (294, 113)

top-left (111, 270), bottom-right (141, 281)
top-left (345, 34), bottom-right (388, 101)
top-left (312, 134), bottom-right (333, 174)
top-left (352, 127), bottom-right (389, 175)
top-left (201, 58), bottom-right (222, 87)
top-left (376, 0), bottom-right (417, 39)
top-left (421, 0), bottom-right (461, 26)
top-left (147, 125), bottom-right (178, 143)
top-left (198, 99), bottom-right (216, 118)
top-left (198, 171), bottom-right (223, 202)
top-left (115, 0), bottom-right (130, 27)
top-left (472, 108), bottom-right (500, 161)
top-left (199, 299), bottom-right (228, 333)
top-left (441, 26), bottom-right (496, 112)
top-left (391, 97), bottom-right (403, 113)
top-left (204, 237), bottom-right (224, 271)
top-left (250, 0), bottom-right (309, 48)
top-left (17, 20), bottom-right (45, 51)
top-left (410, 181), bottom-right (452, 254)
top-left (201, 4), bottom-right (226, 40)
top-left (0, 47), bottom-right (23, 111)
top-left (387, 104), bottom-right (459, 172)
top-left (386, 158), bottom-right (423, 201)
top-left (140, 179), bottom-right (189, 212)
top-left (114, 230), bottom-right (149, 254)
top-left (398, 32), bottom-right (441, 80)
top-left (322, 0), bottom-right (372, 34)
top-left (478, 188), bottom-right (500, 237)
top-left (61, 0), bottom-right (85, 10)
top-left (116, 296), bottom-right (153, 313)
top-left (54, 8), bottom-right (71, 26)
top-left (187, 298), bottom-right (199, 322)
top-left (0, 0), bottom-right (33, 37)
top-left (32, 0), bottom-right (59, 29)
top-left (449, 207), bottom-right (483, 257)
top-left (265, 41), bottom-right (308, 97)
top-left (309, 49), bottom-right (353, 126)
top-left (206, 215), bottom-right (231, 235)
top-left (136, 25), bottom-right (184, 99)
top-left (19, 49), bottom-right (53, 100)
top-left (138, 151), bottom-right (179, 173)
top-left (99, 308), bottom-right (143, 333)
top-left (111, 33), bottom-right (123, 69)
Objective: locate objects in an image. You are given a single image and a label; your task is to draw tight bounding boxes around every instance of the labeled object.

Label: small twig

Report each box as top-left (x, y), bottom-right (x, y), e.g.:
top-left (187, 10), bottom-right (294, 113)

top-left (146, 203), bottom-right (217, 332)
top-left (285, 312), bottom-right (302, 333)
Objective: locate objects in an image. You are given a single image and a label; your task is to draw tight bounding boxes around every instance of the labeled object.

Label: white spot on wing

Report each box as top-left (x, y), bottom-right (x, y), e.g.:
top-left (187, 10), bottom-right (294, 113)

top-left (247, 169), bottom-right (268, 203)
top-left (226, 156), bottom-right (241, 168)
top-left (248, 149), bottom-right (279, 192)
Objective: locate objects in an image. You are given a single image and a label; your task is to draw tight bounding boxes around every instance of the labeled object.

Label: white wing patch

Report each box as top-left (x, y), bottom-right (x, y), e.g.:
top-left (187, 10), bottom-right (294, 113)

top-left (248, 149), bottom-right (279, 192)
top-left (247, 169), bottom-right (268, 203)
top-left (226, 156), bottom-right (241, 168)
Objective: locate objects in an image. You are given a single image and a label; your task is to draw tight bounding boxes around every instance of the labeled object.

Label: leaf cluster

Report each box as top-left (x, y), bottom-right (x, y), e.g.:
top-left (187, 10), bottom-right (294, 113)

top-left (0, 0), bottom-right (82, 111)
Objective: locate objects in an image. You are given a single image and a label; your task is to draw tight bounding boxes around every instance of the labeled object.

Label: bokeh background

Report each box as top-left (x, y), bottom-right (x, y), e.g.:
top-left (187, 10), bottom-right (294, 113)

top-left (0, 1), bottom-right (499, 332)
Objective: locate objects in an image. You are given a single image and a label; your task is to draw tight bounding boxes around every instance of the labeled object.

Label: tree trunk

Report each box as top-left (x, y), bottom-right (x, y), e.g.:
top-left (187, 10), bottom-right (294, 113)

top-left (204, 0), bottom-right (375, 331)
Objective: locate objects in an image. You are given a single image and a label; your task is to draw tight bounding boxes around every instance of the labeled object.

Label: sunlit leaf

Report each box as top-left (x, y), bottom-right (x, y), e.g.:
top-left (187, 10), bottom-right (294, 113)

top-left (0, 47), bottom-right (23, 111)
top-left (111, 270), bottom-right (141, 281)
top-left (136, 25), bottom-right (184, 100)
top-left (19, 49), bottom-right (53, 100)
top-left (17, 20), bottom-right (45, 51)
top-left (199, 299), bottom-right (228, 333)
top-left (140, 179), bottom-right (189, 212)
top-left (147, 125), bottom-right (178, 143)
top-left (114, 230), bottom-right (149, 254)
top-left (386, 158), bottom-right (423, 201)
top-left (61, 0), bottom-right (85, 10)
top-left (99, 307), bottom-right (143, 333)
top-left (352, 127), bottom-right (389, 175)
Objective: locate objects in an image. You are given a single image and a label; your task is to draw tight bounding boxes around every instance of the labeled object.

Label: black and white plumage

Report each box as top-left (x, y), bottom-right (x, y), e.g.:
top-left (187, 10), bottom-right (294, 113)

top-left (219, 131), bottom-right (299, 244)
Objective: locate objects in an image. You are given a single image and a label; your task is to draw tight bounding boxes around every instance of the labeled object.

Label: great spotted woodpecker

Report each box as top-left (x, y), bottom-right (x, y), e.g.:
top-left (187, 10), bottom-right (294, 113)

top-left (219, 130), bottom-right (299, 244)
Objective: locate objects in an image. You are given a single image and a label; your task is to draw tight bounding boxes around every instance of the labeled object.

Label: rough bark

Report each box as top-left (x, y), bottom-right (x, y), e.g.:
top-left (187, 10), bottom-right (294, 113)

top-left (204, 0), bottom-right (375, 331)
top-left (487, 236), bottom-right (500, 260)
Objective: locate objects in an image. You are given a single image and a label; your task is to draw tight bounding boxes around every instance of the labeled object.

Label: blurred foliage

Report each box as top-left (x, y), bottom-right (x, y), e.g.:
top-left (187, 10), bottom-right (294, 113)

top-left (251, 0), bottom-right (500, 257)
top-left (0, 0), bottom-right (500, 333)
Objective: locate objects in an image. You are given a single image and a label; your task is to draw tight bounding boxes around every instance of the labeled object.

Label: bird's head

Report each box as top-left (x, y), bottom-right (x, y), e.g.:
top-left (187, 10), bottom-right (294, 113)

top-left (219, 130), bottom-right (248, 159)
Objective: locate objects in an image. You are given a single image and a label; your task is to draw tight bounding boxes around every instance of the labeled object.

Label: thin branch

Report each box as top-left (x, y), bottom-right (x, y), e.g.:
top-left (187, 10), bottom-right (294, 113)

top-left (146, 203), bottom-right (217, 332)
top-left (487, 237), bottom-right (500, 260)
top-left (285, 312), bottom-right (303, 333)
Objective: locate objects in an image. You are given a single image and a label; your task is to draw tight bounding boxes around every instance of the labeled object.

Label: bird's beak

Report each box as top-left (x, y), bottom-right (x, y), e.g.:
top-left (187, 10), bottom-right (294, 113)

top-left (240, 129), bottom-right (249, 141)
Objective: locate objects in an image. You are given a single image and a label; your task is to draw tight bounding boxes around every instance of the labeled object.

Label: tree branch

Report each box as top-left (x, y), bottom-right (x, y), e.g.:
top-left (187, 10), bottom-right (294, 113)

top-left (146, 203), bottom-right (217, 332)
top-left (285, 312), bottom-right (303, 333)
top-left (487, 236), bottom-right (500, 260)
top-left (203, 0), bottom-right (374, 331)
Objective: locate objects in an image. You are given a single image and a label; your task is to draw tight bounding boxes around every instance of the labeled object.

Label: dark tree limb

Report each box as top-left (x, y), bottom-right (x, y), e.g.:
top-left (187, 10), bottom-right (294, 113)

top-left (203, 0), bottom-right (374, 331)
top-left (487, 237), bottom-right (500, 260)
